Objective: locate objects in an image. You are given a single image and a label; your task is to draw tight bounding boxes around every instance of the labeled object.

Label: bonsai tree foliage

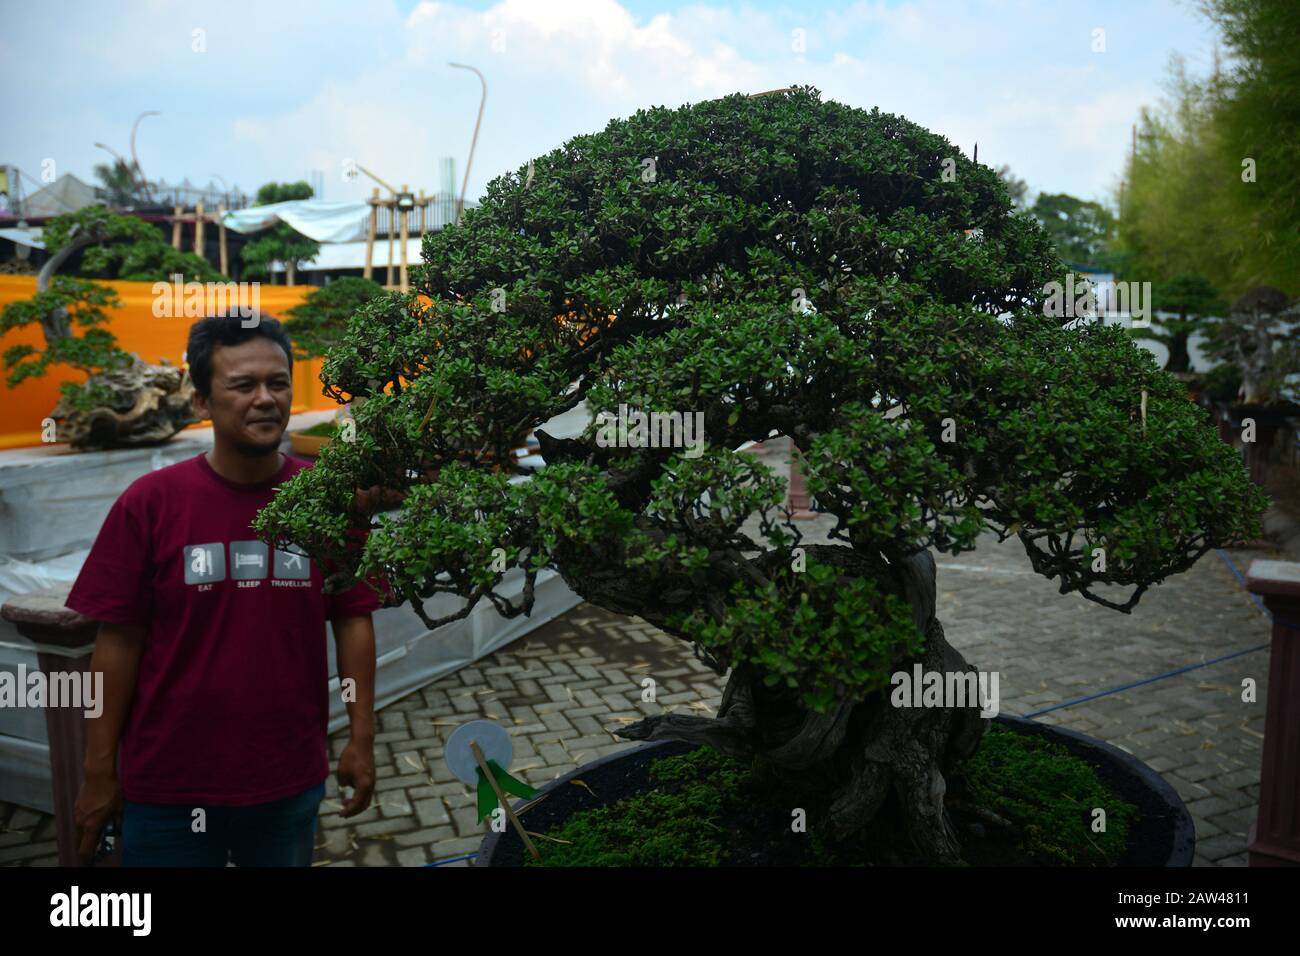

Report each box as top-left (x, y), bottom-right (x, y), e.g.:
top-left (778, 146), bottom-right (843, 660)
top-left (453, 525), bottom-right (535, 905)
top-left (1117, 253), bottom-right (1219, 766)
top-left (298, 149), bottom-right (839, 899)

top-left (0, 206), bottom-right (211, 448)
top-left (253, 88), bottom-right (1266, 861)
top-left (282, 277), bottom-right (386, 361)
top-left (1205, 286), bottom-right (1299, 405)
top-left (1130, 272), bottom-right (1226, 374)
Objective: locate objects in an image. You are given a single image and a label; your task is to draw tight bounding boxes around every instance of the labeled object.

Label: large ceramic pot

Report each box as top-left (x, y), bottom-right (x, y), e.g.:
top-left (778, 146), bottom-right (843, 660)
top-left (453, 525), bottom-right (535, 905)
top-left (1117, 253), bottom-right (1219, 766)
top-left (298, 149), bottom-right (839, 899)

top-left (476, 714), bottom-right (1195, 867)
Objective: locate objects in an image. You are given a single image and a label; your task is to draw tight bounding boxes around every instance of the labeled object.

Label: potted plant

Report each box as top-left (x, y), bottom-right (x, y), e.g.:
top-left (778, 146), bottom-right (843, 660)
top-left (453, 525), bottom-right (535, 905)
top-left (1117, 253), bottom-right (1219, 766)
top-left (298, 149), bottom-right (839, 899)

top-left (252, 87), bottom-right (1266, 864)
top-left (1203, 286), bottom-right (1300, 482)
top-left (1128, 272), bottom-right (1226, 405)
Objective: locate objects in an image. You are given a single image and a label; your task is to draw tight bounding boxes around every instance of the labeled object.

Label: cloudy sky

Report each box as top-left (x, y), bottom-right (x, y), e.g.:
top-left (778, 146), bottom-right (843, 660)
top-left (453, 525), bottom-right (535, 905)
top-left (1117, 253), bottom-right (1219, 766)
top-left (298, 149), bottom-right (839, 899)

top-left (3, 0), bottom-right (1220, 210)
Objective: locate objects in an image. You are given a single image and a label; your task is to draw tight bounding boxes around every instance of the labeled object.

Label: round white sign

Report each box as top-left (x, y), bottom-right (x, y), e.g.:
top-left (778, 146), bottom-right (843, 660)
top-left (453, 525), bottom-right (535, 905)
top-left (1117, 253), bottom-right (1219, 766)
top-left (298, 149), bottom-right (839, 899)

top-left (445, 719), bottom-right (514, 785)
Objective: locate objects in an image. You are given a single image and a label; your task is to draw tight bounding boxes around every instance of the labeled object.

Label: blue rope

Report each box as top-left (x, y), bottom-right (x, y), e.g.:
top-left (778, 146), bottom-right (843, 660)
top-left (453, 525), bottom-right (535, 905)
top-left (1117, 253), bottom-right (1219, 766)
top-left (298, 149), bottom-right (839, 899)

top-left (1214, 547), bottom-right (1272, 617)
top-left (1021, 548), bottom-right (1270, 719)
top-left (423, 852), bottom-right (478, 867)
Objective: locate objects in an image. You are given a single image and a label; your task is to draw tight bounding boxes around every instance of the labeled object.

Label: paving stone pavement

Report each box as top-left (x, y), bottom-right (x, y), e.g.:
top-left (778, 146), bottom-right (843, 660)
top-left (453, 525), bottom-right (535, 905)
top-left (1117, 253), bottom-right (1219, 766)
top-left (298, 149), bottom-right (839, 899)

top-left (0, 442), bottom-right (1281, 867)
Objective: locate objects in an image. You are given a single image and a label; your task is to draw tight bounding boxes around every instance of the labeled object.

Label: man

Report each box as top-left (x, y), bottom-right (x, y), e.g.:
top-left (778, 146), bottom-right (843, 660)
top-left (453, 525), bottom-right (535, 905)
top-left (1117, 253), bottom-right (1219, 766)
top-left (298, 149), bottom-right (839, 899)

top-left (68, 314), bottom-right (381, 866)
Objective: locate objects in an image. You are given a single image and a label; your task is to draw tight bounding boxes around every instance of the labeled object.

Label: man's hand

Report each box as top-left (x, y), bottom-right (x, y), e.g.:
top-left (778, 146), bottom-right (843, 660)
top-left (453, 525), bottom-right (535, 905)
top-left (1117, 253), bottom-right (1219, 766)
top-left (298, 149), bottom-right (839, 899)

top-left (336, 738), bottom-right (376, 817)
top-left (74, 770), bottom-right (123, 865)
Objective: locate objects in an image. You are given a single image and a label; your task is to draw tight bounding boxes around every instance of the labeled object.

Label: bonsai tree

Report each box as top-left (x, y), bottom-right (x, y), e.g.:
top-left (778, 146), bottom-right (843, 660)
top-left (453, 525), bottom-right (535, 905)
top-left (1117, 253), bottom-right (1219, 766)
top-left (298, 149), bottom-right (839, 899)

top-left (1205, 286), bottom-right (1299, 405)
top-left (0, 206), bottom-right (214, 448)
top-left (282, 277), bottom-right (386, 361)
top-left (252, 87), bottom-right (1266, 862)
top-left (240, 181), bottom-right (321, 285)
top-left (1131, 272), bottom-right (1225, 374)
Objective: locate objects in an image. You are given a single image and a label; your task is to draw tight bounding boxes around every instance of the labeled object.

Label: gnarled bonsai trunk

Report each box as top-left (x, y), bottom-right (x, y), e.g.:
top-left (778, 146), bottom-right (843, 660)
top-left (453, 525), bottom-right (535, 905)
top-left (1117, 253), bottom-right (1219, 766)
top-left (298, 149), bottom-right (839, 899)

top-left (614, 550), bottom-right (988, 863)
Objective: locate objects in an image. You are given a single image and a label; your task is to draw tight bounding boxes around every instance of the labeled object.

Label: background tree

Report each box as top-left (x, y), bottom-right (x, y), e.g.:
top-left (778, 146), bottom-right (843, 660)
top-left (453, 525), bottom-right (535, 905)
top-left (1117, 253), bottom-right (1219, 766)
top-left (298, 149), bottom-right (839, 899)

top-left (1199, 0), bottom-right (1300, 288)
top-left (240, 180), bottom-right (321, 285)
top-left (92, 158), bottom-right (141, 208)
top-left (253, 89), bottom-right (1265, 861)
top-left (1116, 0), bottom-right (1299, 294)
top-left (994, 164), bottom-right (1029, 211)
top-left (1131, 272), bottom-right (1226, 373)
top-left (1029, 192), bottom-right (1115, 269)
top-left (1114, 56), bottom-right (1239, 291)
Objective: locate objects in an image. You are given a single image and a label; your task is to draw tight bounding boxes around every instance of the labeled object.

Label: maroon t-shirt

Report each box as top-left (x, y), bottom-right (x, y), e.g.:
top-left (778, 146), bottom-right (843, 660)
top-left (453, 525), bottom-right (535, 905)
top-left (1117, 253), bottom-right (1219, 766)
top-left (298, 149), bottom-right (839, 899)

top-left (66, 452), bottom-right (381, 806)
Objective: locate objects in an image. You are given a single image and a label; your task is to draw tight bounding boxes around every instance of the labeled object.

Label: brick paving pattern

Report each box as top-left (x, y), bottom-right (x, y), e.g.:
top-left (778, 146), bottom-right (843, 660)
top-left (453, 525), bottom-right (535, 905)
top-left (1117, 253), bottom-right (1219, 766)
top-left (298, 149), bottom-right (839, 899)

top-left (0, 439), bottom-right (1280, 867)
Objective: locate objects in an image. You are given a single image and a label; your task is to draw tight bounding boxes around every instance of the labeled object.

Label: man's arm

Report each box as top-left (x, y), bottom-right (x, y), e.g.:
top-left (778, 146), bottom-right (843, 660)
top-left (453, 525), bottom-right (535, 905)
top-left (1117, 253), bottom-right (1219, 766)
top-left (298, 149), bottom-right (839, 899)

top-left (75, 621), bottom-right (146, 864)
top-left (332, 613), bottom-right (377, 817)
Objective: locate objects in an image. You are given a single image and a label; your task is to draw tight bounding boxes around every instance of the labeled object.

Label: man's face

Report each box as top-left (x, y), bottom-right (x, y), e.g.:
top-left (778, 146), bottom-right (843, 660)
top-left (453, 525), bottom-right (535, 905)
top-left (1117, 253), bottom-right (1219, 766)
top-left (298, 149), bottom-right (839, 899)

top-left (193, 337), bottom-right (293, 455)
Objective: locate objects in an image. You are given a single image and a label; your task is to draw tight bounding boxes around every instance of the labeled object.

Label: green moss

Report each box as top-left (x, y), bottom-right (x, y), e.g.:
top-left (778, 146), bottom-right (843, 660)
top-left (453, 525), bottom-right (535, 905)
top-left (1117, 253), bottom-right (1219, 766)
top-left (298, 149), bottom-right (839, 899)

top-left (526, 727), bottom-right (1139, 867)
top-left (527, 747), bottom-right (748, 867)
top-left (298, 420), bottom-right (341, 438)
top-left (955, 724), bottom-right (1138, 865)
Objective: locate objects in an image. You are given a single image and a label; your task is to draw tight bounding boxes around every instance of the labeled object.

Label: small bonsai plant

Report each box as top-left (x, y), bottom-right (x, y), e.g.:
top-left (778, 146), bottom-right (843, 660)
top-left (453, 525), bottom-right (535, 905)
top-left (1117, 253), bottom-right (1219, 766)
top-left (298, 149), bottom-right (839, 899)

top-left (253, 88), bottom-right (1266, 862)
top-left (1, 206), bottom-right (217, 449)
top-left (1204, 286), bottom-right (1299, 406)
top-left (1130, 272), bottom-right (1225, 375)
top-left (282, 277), bottom-right (386, 362)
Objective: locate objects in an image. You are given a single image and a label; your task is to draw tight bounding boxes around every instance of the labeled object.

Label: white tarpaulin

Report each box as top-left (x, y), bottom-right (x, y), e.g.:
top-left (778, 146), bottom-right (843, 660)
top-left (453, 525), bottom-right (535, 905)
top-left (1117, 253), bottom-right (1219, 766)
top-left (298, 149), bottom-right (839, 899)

top-left (221, 199), bottom-right (372, 243)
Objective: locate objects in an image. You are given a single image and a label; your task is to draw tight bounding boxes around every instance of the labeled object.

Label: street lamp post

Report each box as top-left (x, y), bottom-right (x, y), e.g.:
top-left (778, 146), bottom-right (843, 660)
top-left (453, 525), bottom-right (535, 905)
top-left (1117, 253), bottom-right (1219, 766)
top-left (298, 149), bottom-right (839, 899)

top-left (448, 63), bottom-right (486, 226)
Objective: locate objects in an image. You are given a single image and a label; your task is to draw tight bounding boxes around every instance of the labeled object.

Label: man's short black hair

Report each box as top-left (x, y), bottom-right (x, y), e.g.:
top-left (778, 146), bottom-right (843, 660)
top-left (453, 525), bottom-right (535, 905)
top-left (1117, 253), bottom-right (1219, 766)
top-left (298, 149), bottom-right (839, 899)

top-left (186, 314), bottom-right (294, 396)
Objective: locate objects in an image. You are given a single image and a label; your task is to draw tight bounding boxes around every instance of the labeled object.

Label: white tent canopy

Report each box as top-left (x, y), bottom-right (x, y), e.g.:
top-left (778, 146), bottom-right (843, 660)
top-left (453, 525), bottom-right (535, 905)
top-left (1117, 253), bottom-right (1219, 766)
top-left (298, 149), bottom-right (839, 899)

top-left (221, 199), bottom-right (372, 243)
top-left (21, 173), bottom-right (100, 218)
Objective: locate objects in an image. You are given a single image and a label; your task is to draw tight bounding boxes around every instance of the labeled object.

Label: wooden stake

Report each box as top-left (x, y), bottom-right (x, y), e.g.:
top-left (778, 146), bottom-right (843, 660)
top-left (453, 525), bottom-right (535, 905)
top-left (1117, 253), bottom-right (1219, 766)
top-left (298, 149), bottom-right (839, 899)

top-left (364, 188), bottom-right (378, 281)
top-left (470, 741), bottom-right (540, 862)
top-left (399, 183), bottom-right (410, 293)
top-left (195, 201), bottom-right (205, 261)
top-left (217, 204), bottom-right (229, 276)
top-left (171, 205), bottom-right (183, 249)
top-left (386, 198), bottom-right (395, 289)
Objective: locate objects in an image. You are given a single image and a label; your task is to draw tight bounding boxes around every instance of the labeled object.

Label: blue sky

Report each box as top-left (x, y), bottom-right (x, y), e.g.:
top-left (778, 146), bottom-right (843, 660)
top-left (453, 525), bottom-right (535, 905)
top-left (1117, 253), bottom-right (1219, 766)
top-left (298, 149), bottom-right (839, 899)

top-left (2, 1), bottom-right (1222, 211)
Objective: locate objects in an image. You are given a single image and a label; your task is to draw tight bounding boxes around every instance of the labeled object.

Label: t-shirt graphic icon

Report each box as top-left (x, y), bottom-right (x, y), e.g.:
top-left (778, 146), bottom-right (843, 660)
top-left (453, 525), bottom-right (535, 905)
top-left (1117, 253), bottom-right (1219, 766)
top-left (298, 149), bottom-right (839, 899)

top-left (184, 543), bottom-right (226, 584)
top-left (230, 541), bottom-right (270, 579)
top-left (274, 546), bottom-right (312, 579)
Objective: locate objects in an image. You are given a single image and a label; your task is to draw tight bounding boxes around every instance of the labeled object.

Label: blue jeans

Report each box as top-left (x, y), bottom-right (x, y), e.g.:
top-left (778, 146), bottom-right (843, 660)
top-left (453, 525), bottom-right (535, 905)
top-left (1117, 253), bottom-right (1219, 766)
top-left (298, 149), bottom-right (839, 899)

top-left (121, 782), bottom-right (325, 867)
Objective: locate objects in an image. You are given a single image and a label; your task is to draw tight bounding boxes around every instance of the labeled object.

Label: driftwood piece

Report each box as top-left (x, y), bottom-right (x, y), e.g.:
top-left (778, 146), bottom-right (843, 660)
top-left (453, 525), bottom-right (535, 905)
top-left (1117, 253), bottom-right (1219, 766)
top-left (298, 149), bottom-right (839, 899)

top-left (51, 355), bottom-right (199, 451)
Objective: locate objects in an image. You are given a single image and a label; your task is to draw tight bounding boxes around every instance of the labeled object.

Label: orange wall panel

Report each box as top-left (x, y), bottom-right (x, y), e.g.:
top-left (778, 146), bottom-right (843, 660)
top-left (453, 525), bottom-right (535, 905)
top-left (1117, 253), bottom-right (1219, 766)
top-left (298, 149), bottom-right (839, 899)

top-left (0, 277), bottom-right (339, 449)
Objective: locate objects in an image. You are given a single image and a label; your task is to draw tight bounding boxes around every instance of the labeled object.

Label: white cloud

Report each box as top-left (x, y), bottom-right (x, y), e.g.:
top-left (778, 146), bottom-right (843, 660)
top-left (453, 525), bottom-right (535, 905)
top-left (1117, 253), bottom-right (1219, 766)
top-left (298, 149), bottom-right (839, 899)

top-left (3, 0), bottom-right (1220, 208)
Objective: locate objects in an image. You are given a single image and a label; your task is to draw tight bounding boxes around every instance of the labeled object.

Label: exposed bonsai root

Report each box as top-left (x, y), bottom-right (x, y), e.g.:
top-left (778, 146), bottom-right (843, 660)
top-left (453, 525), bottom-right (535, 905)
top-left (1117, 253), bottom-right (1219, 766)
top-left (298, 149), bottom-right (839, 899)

top-left (614, 549), bottom-right (990, 863)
